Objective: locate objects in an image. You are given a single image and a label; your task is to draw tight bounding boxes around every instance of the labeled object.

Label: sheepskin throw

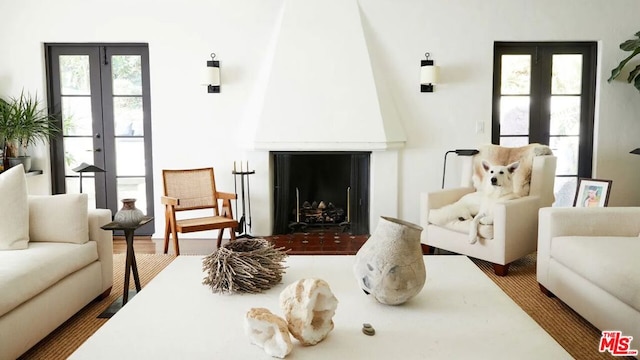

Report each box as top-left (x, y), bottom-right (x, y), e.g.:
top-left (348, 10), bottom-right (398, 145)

top-left (471, 143), bottom-right (553, 197)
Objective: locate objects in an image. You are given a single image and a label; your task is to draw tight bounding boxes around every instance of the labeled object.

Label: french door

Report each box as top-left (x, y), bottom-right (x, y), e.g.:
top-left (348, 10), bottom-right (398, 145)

top-left (46, 44), bottom-right (154, 234)
top-left (492, 42), bottom-right (597, 206)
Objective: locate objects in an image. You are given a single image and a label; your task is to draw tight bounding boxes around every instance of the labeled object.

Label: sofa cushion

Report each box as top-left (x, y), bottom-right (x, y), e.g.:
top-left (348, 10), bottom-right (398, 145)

top-left (0, 165), bottom-right (29, 250)
top-left (551, 236), bottom-right (640, 312)
top-left (29, 194), bottom-right (89, 244)
top-left (0, 241), bottom-right (98, 317)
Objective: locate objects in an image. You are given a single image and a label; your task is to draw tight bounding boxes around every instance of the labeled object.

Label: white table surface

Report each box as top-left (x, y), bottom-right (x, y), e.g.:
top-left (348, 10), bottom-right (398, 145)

top-left (71, 255), bottom-right (572, 359)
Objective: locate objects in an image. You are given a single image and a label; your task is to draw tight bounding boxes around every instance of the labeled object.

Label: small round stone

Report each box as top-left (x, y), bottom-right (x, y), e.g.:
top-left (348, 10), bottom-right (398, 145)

top-left (362, 323), bottom-right (375, 336)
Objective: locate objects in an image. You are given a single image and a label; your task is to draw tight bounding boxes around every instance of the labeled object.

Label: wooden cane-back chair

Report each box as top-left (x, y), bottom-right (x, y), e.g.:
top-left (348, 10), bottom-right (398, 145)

top-left (161, 167), bottom-right (237, 255)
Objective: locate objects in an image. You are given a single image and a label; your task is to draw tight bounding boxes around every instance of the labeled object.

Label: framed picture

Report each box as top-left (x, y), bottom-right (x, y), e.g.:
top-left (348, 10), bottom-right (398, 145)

top-left (573, 178), bottom-right (612, 207)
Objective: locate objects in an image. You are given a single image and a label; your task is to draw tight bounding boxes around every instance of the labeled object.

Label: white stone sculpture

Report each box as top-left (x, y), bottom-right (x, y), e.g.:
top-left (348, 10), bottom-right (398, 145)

top-left (244, 307), bottom-right (293, 358)
top-left (279, 278), bottom-right (339, 346)
top-left (353, 216), bottom-right (426, 305)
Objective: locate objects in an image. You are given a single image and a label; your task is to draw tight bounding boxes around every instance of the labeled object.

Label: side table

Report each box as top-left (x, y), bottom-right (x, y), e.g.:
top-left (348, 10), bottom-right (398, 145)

top-left (98, 216), bottom-right (153, 318)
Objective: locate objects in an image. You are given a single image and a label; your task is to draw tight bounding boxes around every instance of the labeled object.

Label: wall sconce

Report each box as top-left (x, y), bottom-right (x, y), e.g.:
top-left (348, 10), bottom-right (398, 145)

top-left (421, 52), bottom-right (440, 92)
top-left (204, 52), bottom-right (220, 93)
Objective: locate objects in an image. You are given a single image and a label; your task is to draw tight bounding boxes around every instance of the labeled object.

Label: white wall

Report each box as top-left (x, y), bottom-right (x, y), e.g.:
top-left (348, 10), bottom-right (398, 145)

top-left (2, 0), bottom-right (639, 238)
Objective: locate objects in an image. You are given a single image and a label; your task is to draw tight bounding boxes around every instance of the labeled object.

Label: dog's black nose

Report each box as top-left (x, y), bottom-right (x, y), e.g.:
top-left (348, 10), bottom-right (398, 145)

top-left (491, 177), bottom-right (497, 185)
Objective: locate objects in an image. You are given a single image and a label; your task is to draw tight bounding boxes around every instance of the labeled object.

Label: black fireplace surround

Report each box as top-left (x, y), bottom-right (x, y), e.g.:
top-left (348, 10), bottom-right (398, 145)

top-left (272, 151), bottom-right (370, 235)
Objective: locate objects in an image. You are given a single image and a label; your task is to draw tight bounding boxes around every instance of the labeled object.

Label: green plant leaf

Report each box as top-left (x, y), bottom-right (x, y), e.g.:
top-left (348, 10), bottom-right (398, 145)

top-left (620, 38), bottom-right (640, 51)
top-left (1, 91), bottom-right (60, 151)
top-left (608, 47), bottom-right (640, 82)
top-left (627, 64), bottom-right (640, 83)
top-left (635, 74), bottom-right (640, 92)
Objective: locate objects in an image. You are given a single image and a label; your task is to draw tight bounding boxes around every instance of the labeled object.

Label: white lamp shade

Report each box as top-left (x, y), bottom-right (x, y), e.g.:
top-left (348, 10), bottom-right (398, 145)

top-left (421, 65), bottom-right (439, 84)
top-left (201, 66), bottom-right (220, 86)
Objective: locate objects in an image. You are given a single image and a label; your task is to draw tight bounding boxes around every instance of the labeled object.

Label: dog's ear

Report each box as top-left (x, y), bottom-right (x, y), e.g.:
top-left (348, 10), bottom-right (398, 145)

top-left (482, 160), bottom-right (491, 172)
top-left (507, 161), bottom-right (520, 173)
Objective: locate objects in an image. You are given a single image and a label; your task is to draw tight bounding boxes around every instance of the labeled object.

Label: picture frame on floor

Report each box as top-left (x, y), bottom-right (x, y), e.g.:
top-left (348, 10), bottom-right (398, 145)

top-left (573, 178), bottom-right (612, 207)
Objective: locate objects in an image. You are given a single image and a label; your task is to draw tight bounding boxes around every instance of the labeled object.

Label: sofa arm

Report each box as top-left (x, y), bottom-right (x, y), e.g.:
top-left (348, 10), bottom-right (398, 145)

top-left (420, 187), bottom-right (476, 229)
top-left (88, 209), bottom-right (113, 293)
top-left (537, 207), bottom-right (640, 285)
top-left (539, 207), bottom-right (640, 238)
top-left (493, 195), bottom-right (541, 262)
top-left (425, 187), bottom-right (476, 210)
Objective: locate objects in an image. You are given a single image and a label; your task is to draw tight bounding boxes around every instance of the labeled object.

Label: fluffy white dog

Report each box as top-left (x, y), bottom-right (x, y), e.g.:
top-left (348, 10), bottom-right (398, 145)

top-left (468, 160), bottom-right (520, 244)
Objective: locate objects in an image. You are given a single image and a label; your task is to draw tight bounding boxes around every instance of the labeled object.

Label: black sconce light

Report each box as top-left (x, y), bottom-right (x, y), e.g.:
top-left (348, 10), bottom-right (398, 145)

top-left (205, 52), bottom-right (220, 93)
top-left (421, 52), bottom-right (440, 92)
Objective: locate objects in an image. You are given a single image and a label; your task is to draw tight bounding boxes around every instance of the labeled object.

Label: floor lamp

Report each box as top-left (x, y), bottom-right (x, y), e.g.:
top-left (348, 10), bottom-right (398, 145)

top-left (72, 162), bottom-right (106, 193)
top-left (441, 149), bottom-right (479, 188)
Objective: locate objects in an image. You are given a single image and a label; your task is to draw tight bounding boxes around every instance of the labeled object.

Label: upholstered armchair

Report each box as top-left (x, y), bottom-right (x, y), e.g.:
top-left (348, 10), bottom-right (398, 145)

top-left (420, 144), bottom-right (557, 275)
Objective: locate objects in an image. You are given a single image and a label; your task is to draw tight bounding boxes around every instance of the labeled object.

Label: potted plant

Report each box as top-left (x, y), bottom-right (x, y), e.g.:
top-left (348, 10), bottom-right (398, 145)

top-left (608, 30), bottom-right (640, 92)
top-left (0, 91), bottom-right (59, 172)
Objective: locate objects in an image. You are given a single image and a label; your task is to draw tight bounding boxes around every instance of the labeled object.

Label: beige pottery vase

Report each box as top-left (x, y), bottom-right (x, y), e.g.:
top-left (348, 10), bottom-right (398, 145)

top-left (114, 198), bottom-right (145, 226)
top-left (353, 216), bottom-right (425, 305)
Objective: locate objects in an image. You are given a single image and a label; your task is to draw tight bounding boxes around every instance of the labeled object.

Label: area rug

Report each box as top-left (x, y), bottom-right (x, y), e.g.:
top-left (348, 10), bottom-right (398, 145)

top-left (19, 253), bottom-right (633, 360)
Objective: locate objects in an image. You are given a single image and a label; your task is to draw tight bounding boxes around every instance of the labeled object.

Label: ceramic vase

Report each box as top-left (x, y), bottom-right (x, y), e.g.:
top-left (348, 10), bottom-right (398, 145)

top-left (353, 216), bottom-right (425, 305)
top-left (114, 198), bottom-right (145, 226)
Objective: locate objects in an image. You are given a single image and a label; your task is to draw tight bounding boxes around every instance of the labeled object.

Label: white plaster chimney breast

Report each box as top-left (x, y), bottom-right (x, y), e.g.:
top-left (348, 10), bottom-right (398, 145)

top-left (254, 0), bottom-right (406, 151)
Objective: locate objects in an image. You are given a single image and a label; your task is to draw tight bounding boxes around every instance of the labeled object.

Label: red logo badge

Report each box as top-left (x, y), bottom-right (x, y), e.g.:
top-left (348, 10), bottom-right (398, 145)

top-left (599, 331), bottom-right (638, 356)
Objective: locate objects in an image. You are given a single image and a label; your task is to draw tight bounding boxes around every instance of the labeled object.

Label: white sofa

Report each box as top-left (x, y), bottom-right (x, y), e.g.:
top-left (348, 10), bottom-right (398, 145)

top-left (0, 165), bottom-right (113, 359)
top-left (537, 207), bottom-right (640, 352)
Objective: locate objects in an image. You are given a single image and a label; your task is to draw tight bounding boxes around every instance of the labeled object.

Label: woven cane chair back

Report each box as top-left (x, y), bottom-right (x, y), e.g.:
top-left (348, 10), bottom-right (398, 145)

top-left (162, 168), bottom-right (219, 214)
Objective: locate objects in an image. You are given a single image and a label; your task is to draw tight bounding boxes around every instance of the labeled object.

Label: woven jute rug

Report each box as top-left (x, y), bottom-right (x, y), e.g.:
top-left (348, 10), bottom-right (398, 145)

top-left (18, 253), bottom-right (633, 360)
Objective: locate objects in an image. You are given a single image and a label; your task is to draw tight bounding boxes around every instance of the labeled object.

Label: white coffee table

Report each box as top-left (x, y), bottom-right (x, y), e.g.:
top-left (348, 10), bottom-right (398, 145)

top-left (71, 255), bottom-right (572, 359)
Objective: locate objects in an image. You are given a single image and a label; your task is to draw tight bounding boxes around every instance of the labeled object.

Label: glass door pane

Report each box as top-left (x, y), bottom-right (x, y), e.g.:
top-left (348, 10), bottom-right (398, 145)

top-left (57, 54), bottom-right (104, 209)
top-left (111, 54), bottom-right (148, 215)
top-left (499, 54), bottom-right (531, 146)
top-left (550, 54), bottom-right (584, 206)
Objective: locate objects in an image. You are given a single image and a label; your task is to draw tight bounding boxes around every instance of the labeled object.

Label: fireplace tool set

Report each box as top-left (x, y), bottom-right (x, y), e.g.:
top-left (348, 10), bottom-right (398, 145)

top-left (233, 161), bottom-right (254, 238)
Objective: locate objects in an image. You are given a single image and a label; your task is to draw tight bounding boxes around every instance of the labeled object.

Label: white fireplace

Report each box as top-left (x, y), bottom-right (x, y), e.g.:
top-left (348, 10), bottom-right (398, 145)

top-left (241, 0), bottom-right (406, 236)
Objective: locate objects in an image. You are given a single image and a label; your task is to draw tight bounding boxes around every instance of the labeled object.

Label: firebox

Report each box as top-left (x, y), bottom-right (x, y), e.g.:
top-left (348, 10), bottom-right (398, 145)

top-left (272, 151), bottom-right (370, 235)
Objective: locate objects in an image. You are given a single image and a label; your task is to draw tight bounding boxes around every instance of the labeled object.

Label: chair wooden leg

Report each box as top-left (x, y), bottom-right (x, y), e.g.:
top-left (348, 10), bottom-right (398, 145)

top-left (421, 244), bottom-right (431, 255)
top-left (163, 212), bottom-right (171, 255)
top-left (493, 263), bottom-right (510, 276)
top-left (172, 230), bottom-right (180, 256)
top-left (217, 230), bottom-right (224, 249)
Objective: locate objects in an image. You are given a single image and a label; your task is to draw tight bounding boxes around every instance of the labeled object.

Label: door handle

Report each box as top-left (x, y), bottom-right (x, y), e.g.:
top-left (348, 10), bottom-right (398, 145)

top-left (95, 148), bottom-right (102, 152)
top-left (95, 133), bottom-right (101, 138)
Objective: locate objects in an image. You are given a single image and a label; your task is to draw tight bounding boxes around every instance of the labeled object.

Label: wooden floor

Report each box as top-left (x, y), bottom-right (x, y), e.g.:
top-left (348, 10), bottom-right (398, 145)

top-left (113, 233), bottom-right (434, 256)
top-left (113, 233), bottom-right (372, 255)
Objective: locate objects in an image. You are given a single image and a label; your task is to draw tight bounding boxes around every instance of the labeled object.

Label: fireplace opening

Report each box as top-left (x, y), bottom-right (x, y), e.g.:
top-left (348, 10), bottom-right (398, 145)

top-left (272, 151), bottom-right (370, 235)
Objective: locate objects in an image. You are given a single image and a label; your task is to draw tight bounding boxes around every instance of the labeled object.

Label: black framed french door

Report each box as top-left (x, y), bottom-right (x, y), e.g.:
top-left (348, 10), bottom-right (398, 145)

top-left (492, 42), bottom-right (597, 206)
top-left (45, 43), bottom-right (154, 235)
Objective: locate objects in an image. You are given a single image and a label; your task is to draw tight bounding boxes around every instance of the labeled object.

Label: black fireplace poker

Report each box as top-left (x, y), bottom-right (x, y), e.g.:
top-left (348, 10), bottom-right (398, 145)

top-left (233, 161), bottom-right (255, 239)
